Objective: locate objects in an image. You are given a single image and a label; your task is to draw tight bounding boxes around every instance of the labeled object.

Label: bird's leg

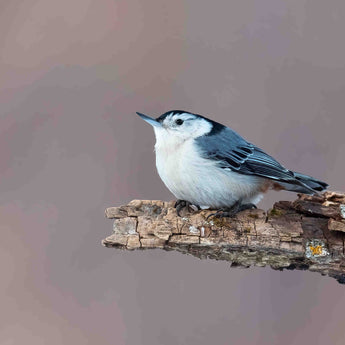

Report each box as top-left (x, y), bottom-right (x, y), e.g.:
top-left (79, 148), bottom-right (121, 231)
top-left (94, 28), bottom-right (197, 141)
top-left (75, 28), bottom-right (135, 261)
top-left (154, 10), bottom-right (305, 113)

top-left (174, 200), bottom-right (188, 216)
top-left (207, 201), bottom-right (257, 219)
top-left (174, 200), bottom-right (201, 217)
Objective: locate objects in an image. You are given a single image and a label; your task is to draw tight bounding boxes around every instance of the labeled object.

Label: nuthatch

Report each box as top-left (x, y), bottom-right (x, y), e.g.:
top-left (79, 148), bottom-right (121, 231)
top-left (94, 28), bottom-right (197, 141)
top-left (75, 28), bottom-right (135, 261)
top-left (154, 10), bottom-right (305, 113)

top-left (137, 110), bottom-right (328, 217)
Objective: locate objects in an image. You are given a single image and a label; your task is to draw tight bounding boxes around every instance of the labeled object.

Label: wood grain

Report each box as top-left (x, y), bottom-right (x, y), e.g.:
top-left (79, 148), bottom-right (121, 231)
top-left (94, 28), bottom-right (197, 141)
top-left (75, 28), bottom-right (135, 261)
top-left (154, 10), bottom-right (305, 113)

top-left (103, 192), bottom-right (345, 284)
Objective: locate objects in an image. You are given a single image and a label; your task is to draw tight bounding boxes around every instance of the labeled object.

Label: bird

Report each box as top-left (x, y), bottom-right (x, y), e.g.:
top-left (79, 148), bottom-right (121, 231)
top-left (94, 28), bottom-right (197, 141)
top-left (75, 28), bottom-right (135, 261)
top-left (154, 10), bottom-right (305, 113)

top-left (137, 110), bottom-right (328, 217)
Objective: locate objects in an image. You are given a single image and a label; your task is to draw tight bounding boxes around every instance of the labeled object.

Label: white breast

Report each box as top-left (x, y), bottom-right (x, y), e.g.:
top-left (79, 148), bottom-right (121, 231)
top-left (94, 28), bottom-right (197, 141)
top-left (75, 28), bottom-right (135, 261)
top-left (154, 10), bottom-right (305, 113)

top-left (154, 137), bottom-right (264, 208)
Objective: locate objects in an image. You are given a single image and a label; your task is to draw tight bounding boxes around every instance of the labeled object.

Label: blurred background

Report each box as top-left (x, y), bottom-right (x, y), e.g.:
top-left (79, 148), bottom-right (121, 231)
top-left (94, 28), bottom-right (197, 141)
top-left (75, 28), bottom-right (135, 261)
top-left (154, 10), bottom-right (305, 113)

top-left (1, 0), bottom-right (345, 344)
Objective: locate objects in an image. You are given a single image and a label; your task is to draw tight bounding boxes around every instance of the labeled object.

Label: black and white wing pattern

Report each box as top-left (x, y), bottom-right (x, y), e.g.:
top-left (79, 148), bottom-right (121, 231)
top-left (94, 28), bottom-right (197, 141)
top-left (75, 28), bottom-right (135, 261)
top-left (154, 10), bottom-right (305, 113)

top-left (195, 125), bottom-right (317, 192)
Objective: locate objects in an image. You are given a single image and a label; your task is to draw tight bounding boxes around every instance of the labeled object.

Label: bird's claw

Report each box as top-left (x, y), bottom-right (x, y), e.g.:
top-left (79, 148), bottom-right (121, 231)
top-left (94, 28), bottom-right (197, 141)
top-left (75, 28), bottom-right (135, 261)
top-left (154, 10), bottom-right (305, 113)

top-left (174, 200), bottom-right (200, 217)
top-left (206, 202), bottom-right (257, 219)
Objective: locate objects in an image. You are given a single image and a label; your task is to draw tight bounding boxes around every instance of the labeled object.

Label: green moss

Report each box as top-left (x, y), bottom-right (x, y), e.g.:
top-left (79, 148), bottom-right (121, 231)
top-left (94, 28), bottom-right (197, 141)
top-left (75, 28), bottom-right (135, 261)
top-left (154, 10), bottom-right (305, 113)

top-left (268, 208), bottom-right (285, 217)
top-left (212, 217), bottom-right (227, 227)
top-left (202, 214), bottom-right (227, 227)
top-left (248, 213), bottom-right (259, 219)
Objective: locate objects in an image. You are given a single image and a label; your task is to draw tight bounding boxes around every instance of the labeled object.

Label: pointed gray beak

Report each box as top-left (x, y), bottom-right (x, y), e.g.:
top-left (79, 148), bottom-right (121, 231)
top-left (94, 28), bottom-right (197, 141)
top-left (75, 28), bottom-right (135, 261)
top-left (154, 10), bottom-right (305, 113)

top-left (136, 112), bottom-right (162, 128)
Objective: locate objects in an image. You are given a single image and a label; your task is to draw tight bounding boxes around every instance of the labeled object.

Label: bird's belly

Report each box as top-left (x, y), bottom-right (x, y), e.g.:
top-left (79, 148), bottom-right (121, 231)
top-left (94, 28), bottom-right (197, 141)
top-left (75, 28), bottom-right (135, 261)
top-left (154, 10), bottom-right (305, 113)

top-left (155, 143), bottom-right (264, 208)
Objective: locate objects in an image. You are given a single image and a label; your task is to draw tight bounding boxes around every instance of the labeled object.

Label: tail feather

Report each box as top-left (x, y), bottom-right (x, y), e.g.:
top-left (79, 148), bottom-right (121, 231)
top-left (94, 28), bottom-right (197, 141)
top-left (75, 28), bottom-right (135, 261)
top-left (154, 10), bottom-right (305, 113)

top-left (294, 172), bottom-right (328, 191)
top-left (280, 171), bottom-right (328, 195)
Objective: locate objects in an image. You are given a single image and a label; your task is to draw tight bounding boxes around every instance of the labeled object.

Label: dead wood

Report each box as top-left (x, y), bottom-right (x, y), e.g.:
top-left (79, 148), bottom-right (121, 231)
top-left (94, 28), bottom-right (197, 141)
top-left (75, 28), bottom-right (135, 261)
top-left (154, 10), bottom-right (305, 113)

top-left (103, 192), bottom-right (345, 284)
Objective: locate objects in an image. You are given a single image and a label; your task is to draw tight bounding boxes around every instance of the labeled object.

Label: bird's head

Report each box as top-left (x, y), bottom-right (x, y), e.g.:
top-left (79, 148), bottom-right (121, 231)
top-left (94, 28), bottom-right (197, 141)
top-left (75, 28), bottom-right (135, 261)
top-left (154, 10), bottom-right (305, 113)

top-left (137, 110), bottom-right (220, 147)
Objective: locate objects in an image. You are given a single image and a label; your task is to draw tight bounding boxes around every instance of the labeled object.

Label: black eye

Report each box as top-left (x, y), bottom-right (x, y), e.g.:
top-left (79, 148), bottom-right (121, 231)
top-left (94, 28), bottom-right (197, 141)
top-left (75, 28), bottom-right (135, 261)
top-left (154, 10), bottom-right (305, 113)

top-left (175, 119), bottom-right (184, 125)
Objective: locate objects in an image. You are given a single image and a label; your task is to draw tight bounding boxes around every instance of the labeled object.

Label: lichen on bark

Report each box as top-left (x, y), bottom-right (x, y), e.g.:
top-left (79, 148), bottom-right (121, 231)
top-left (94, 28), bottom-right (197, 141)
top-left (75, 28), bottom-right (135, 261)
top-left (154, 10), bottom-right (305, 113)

top-left (103, 192), bottom-right (345, 284)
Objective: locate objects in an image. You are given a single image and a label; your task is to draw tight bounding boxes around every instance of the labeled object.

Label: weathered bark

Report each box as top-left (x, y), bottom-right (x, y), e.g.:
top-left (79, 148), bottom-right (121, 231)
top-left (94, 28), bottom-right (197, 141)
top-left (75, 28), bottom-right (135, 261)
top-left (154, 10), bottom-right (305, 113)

top-left (103, 192), bottom-right (345, 284)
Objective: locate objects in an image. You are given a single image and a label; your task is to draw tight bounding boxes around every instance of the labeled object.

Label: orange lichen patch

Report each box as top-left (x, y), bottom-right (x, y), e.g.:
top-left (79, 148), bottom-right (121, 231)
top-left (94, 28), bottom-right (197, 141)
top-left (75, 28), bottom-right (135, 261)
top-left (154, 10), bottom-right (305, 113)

top-left (309, 245), bottom-right (323, 255)
top-left (305, 239), bottom-right (329, 260)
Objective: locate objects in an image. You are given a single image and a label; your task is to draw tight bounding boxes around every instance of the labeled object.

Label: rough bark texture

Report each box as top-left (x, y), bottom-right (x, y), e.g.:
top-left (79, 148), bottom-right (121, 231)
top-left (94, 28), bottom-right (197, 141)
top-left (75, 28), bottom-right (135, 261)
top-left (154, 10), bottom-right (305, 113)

top-left (103, 192), bottom-right (345, 284)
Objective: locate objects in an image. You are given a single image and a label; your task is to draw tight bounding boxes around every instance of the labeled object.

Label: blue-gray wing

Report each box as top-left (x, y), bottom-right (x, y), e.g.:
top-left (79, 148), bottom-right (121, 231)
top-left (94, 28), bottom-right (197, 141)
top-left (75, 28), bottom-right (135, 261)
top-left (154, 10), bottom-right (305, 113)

top-left (195, 126), bottom-right (296, 182)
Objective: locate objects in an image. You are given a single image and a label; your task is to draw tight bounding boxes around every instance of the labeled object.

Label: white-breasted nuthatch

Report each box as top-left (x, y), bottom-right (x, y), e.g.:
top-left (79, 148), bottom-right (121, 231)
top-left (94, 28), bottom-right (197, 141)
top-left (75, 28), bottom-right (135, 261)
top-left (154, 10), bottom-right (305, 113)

top-left (137, 110), bottom-right (328, 216)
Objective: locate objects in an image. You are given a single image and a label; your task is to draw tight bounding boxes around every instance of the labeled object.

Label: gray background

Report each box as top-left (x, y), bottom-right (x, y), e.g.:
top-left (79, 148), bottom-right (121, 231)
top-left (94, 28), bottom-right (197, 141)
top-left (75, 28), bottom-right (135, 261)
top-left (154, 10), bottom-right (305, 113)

top-left (1, 0), bottom-right (345, 344)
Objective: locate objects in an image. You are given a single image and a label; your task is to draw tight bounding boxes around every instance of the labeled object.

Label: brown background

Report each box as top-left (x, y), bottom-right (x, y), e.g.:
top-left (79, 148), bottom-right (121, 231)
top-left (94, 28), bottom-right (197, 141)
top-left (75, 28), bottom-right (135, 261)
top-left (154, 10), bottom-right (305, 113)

top-left (1, 1), bottom-right (345, 344)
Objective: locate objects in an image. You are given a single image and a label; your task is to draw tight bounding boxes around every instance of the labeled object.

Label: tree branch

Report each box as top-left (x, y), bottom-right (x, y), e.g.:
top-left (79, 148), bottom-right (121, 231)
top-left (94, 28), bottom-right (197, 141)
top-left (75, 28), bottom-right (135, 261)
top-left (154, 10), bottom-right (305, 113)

top-left (103, 192), bottom-right (345, 284)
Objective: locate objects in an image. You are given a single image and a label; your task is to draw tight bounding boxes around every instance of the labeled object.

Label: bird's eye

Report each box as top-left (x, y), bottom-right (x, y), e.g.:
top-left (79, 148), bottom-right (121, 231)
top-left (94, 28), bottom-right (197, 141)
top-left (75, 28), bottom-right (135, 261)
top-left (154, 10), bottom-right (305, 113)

top-left (175, 119), bottom-right (184, 125)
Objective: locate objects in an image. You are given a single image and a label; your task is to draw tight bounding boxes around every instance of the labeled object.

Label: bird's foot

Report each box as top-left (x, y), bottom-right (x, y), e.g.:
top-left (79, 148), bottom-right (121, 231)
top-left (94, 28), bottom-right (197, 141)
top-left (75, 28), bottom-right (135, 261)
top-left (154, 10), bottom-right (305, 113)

top-left (206, 202), bottom-right (257, 219)
top-left (174, 200), bottom-right (201, 217)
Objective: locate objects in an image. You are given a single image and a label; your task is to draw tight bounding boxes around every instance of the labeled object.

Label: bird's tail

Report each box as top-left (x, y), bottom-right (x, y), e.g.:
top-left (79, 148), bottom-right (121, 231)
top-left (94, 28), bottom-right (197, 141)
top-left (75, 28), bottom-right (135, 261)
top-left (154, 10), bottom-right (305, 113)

top-left (279, 171), bottom-right (328, 195)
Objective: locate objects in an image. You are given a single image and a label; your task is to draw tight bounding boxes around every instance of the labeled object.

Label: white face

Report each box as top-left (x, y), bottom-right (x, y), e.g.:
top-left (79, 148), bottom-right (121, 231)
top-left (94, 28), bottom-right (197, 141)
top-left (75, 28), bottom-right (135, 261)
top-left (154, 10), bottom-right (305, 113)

top-left (154, 112), bottom-right (212, 144)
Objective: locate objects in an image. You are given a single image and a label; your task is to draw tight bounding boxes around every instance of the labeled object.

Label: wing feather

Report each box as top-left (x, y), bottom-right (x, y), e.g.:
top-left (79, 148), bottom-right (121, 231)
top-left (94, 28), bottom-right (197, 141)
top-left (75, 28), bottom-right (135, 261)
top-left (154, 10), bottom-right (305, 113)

top-left (195, 126), bottom-right (304, 185)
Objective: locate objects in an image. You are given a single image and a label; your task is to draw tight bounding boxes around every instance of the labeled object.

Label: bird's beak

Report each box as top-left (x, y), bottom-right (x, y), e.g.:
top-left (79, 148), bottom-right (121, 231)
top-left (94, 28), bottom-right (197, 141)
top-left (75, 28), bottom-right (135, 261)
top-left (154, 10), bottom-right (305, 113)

top-left (136, 112), bottom-right (162, 128)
